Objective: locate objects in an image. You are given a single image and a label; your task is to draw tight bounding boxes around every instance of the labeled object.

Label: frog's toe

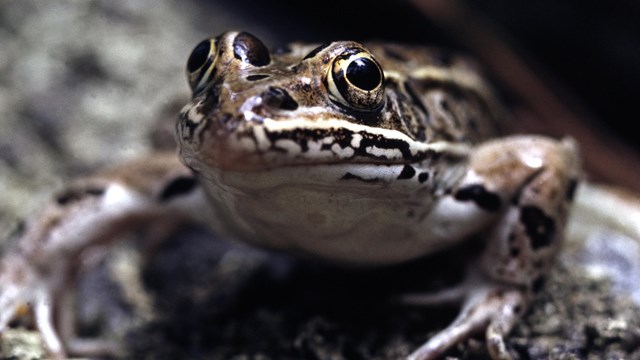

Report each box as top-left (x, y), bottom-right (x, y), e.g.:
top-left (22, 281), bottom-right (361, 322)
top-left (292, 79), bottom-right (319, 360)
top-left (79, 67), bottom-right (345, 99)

top-left (483, 291), bottom-right (524, 359)
top-left (32, 288), bottom-right (66, 358)
top-left (408, 286), bottom-right (524, 360)
top-left (0, 256), bottom-right (32, 329)
top-left (0, 280), bottom-right (26, 332)
top-left (0, 255), bottom-right (66, 359)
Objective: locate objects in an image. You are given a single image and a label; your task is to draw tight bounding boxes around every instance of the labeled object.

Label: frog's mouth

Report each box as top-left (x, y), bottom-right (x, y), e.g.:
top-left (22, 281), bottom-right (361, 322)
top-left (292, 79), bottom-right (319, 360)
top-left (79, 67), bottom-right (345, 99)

top-left (180, 116), bottom-right (470, 172)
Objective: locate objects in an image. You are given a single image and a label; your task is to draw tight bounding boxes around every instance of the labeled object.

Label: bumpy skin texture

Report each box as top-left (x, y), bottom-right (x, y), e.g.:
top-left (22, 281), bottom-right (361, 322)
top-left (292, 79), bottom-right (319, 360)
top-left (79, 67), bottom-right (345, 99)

top-left (0, 31), bottom-right (580, 359)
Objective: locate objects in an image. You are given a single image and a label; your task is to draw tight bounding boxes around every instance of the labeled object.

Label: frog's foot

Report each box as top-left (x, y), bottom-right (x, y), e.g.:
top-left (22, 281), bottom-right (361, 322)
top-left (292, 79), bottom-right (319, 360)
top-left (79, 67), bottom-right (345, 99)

top-left (0, 152), bottom-right (208, 358)
top-left (407, 279), bottom-right (524, 360)
top-left (0, 252), bottom-right (126, 359)
top-left (0, 254), bottom-right (66, 359)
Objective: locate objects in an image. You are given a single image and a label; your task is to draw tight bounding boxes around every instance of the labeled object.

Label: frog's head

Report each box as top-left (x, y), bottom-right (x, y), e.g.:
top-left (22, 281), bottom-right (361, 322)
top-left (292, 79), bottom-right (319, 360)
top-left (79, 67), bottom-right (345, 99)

top-left (177, 31), bottom-right (473, 175)
top-left (175, 32), bottom-right (501, 263)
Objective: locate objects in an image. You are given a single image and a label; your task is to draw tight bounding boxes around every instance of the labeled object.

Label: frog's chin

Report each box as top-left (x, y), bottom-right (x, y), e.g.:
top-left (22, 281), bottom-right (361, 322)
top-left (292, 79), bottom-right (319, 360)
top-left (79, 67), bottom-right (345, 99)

top-left (196, 163), bottom-right (446, 266)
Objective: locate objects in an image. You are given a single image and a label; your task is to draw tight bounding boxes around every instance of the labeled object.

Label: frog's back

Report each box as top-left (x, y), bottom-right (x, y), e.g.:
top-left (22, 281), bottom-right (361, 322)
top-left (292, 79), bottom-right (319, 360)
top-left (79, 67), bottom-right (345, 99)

top-left (365, 42), bottom-right (505, 145)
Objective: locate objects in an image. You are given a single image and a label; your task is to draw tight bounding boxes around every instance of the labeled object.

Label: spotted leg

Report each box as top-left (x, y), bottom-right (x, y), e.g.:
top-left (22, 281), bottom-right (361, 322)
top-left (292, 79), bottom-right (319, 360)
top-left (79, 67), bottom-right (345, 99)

top-left (409, 135), bottom-right (580, 360)
top-left (0, 152), bottom-right (210, 359)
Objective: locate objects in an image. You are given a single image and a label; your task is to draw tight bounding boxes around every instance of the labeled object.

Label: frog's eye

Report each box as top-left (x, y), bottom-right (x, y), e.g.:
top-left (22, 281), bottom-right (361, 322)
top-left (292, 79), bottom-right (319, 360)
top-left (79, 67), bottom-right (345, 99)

top-left (326, 48), bottom-right (385, 111)
top-left (186, 38), bottom-right (218, 93)
top-left (232, 32), bottom-right (271, 67)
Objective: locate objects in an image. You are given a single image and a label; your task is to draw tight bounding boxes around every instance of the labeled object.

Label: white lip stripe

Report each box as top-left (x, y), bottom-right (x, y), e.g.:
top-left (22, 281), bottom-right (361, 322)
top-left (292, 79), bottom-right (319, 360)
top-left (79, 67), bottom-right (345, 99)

top-left (366, 146), bottom-right (403, 158)
top-left (258, 117), bottom-right (470, 157)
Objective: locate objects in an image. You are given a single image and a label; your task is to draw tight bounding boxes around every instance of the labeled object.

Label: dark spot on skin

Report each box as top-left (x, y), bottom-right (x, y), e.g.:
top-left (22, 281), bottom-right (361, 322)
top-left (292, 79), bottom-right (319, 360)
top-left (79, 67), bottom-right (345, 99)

top-left (263, 86), bottom-right (299, 110)
top-left (56, 187), bottom-right (105, 206)
top-left (404, 80), bottom-right (431, 123)
top-left (566, 178), bottom-right (578, 201)
top-left (198, 85), bottom-right (220, 114)
top-left (440, 99), bottom-right (450, 112)
top-left (454, 184), bottom-right (502, 212)
top-left (302, 42), bottom-right (331, 60)
top-left (438, 97), bottom-right (462, 128)
top-left (520, 205), bottom-right (556, 250)
top-left (341, 172), bottom-right (379, 183)
top-left (397, 165), bottom-right (416, 180)
top-left (414, 128), bottom-right (427, 143)
top-left (180, 117), bottom-right (198, 140)
top-left (418, 172), bottom-right (430, 183)
top-left (383, 47), bottom-right (408, 61)
top-left (510, 247), bottom-right (520, 257)
top-left (531, 275), bottom-right (546, 293)
top-left (246, 74), bottom-right (270, 81)
top-left (514, 305), bottom-right (522, 314)
top-left (384, 77), bottom-right (400, 87)
top-left (320, 143), bottom-right (333, 151)
top-left (233, 32), bottom-right (270, 66)
top-left (159, 176), bottom-right (198, 202)
top-left (467, 117), bottom-right (478, 132)
top-left (449, 87), bottom-right (466, 101)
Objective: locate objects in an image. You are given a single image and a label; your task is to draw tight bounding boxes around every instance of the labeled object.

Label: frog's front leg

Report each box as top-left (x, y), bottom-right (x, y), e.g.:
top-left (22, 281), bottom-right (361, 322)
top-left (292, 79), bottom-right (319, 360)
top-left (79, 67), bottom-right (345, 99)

top-left (0, 152), bottom-right (208, 359)
top-left (410, 135), bottom-right (580, 360)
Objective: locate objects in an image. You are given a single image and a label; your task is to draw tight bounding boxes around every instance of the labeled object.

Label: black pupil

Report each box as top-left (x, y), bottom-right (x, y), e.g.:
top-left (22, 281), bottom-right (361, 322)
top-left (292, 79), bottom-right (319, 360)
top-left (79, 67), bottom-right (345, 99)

top-left (345, 58), bottom-right (381, 91)
top-left (187, 41), bottom-right (210, 73)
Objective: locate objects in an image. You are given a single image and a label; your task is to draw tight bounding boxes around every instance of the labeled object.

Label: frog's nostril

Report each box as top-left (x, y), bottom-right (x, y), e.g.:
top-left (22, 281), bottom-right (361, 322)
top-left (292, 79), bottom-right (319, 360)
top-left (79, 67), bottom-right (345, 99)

top-left (262, 86), bottom-right (299, 111)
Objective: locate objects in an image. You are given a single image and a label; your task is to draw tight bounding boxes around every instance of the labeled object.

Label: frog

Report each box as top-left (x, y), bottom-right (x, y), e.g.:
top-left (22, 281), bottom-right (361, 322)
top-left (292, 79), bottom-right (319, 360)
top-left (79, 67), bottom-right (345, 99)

top-left (0, 31), bottom-right (580, 359)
